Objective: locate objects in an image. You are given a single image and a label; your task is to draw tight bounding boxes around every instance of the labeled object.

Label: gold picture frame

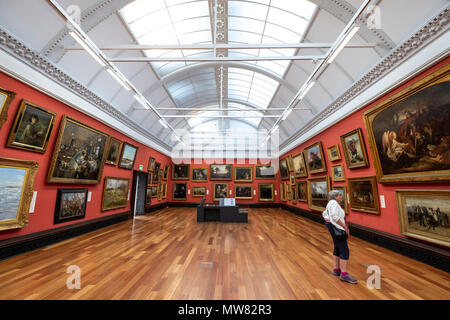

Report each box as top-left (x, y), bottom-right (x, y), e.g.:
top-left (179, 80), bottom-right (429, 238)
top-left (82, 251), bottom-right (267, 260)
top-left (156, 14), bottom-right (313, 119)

top-left (47, 116), bottom-right (109, 184)
top-left (304, 142), bottom-right (327, 174)
top-left (340, 128), bottom-right (369, 169)
top-left (162, 183), bottom-right (167, 199)
top-left (6, 100), bottom-right (57, 153)
top-left (292, 152), bottom-right (308, 178)
top-left (296, 181), bottom-right (308, 202)
top-left (280, 182), bottom-right (286, 202)
top-left (279, 158), bottom-right (290, 180)
top-left (255, 164), bottom-right (276, 179)
top-left (286, 155), bottom-right (294, 172)
top-left (0, 87), bottom-right (16, 130)
top-left (162, 165), bottom-right (170, 181)
top-left (307, 176), bottom-right (330, 212)
top-left (331, 164), bottom-right (345, 182)
top-left (118, 142), bottom-right (138, 170)
top-left (210, 164), bottom-right (232, 180)
top-left (363, 64), bottom-right (450, 183)
top-left (292, 186), bottom-right (298, 204)
top-left (148, 157), bottom-right (156, 172)
top-left (234, 166), bottom-right (253, 182)
top-left (192, 167), bottom-right (208, 182)
top-left (0, 158), bottom-right (38, 231)
top-left (101, 177), bottom-right (130, 211)
top-left (193, 186), bottom-right (206, 197)
top-left (327, 144), bottom-right (342, 161)
top-left (332, 185), bottom-right (348, 214)
top-left (172, 164), bottom-right (190, 180)
top-left (173, 183), bottom-right (187, 200)
top-left (235, 185), bottom-right (253, 200)
top-left (395, 189), bottom-right (450, 248)
top-left (348, 176), bottom-right (380, 214)
top-left (105, 137), bottom-right (123, 165)
top-left (258, 183), bottom-right (274, 202)
top-left (213, 183), bottom-right (229, 201)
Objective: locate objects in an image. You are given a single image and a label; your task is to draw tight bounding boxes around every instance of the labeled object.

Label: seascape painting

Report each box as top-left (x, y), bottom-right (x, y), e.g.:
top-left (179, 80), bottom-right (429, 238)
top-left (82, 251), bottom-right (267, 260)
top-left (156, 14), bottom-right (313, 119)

top-left (118, 143), bottom-right (138, 170)
top-left (0, 167), bottom-right (26, 223)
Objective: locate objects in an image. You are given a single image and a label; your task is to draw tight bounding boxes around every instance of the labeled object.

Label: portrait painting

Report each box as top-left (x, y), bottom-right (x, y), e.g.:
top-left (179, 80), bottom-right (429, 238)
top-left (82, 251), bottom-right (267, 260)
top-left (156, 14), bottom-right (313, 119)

top-left (146, 186), bottom-right (152, 205)
top-left (7, 100), bottom-right (56, 153)
top-left (162, 183), bottom-right (167, 199)
top-left (0, 87), bottom-right (16, 130)
top-left (292, 152), bottom-right (308, 178)
top-left (280, 182), bottom-right (286, 202)
top-left (153, 163), bottom-right (161, 183)
top-left (327, 145), bottom-right (342, 162)
top-left (331, 164), bottom-right (345, 182)
top-left (105, 137), bottom-right (123, 165)
top-left (396, 190), bottom-right (450, 248)
top-left (173, 164), bottom-right (190, 180)
top-left (279, 158), bottom-right (290, 180)
top-left (193, 186), bottom-right (206, 197)
top-left (192, 168), bottom-right (208, 181)
top-left (234, 166), bottom-right (253, 182)
top-left (54, 189), bottom-right (88, 224)
top-left (290, 175), bottom-right (296, 185)
top-left (151, 185), bottom-right (158, 198)
top-left (364, 64), bottom-right (450, 183)
top-left (0, 158), bottom-right (38, 231)
top-left (148, 157), bottom-right (156, 172)
top-left (101, 177), bottom-right (130, 211)
top-left (47, 116), bottom-right (109, 184)
top-left (258, 183), bottom-right (274, 202)
top-left (154, 162), bottom-right (161, 175)
top-left (340, 129), bottom-right (369, 169)
top-left (307, 176), bottom-right (330, 211)
top-left (292, 186), bottom-right (298, 204)
top-left (348, 176), bottom-right (380, 214)
top-left (296, 181), bottom-right (307, 202)
top-left (162, 165), bottom-right (170, 181)
top-left (255, 164), bottom-right (276, 179)
top-left (173, 183), bottom-right (187, 200)
top-left (157, 183), bottom-right (163, 201)
top-left (213, 183), bottom-right (229, 200)
top-left (304, 142), bottom-right (327, 174)
top-left (332, 186), bottom-right (348, 214)
top-left (235, 185), bottom-right (253, 199)
top-left (118, 143), bottom-right (138, 170)
top-left (286, 155), bottom-right (294, 172)
top-left (210, 164), bottom-right (232, 180)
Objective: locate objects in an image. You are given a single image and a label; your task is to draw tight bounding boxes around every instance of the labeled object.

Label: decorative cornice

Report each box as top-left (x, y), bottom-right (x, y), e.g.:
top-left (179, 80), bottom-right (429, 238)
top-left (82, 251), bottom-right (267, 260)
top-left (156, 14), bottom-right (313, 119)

top-left (281, 5), bottom-right (450, 151)
top-left (0, 27), bottom-right (173, 152)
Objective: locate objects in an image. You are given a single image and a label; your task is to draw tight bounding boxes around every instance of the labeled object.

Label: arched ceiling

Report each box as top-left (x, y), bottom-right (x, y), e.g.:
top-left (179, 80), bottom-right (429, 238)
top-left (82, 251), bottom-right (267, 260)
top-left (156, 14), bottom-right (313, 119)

top-left (0, 0), bottom-right (448, 153)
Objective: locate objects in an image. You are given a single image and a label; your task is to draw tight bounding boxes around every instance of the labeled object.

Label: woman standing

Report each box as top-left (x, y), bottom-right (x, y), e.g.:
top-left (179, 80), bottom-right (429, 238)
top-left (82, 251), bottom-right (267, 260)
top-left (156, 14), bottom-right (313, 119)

top-left (323, 190), bottom-right (358, 284)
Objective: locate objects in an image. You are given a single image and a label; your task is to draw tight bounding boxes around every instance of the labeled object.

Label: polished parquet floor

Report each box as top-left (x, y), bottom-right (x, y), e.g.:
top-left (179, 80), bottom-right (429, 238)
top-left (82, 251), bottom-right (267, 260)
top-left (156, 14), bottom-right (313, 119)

top-left (0, 208), bottom-right (448, 300)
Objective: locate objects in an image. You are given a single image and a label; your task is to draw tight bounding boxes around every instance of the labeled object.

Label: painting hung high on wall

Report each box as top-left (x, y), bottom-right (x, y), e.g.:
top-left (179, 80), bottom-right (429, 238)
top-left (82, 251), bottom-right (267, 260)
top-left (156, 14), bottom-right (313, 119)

top-left (327, 144), bottom-right (342, 161)
top-left (0, 87), bottom-right (16, 130)
top-left (331, 164), bottom-right (345, 182)
top-left (0, 158), bottom-right (38, 231)
top-left (105, 137), bottom-right (123, 166)
top-left (279, 158), bottom-right (290, 180)
top-left (304, 142), bottom-right (327, 174)
top-left (348, 176), bottom-right (380, 214)
top-left (234, 166), bottom-right (253, 182)
top-left (192, 168), bottom-right (208, 181)
top-left (296, 181), bottom-right (307, 202)
top-left (210, 164), bottom-right (232, 180)
top-left (340, 128), bottom-right (369, 169)
top-left (292, 152), bottom-right (308, 178)
top-left (235, 185), bottom-right (253, 199)
top-left (7, 100), bottom-right (57, 153)
top-left (255, 164), bottom-right (276, 179)
top-left (396, 189), bottom-right (450, 248)
top-left (101, 177), bottom-right (130, 211)
top-left (162, 165), bottom-right (170, 181)
top-left (118, 143), bottom-right (138, 170)
top-left (258, 183), bottom-right (274, 202)
top-left (307, 176), bottom-right (330, 211)
top-left (153, 162), bottom-right (161, 183)
top-left (364, 64), bottom-right (450, 183)
top-left (54, 189), bottom-right (88, 224)
top-left (47, 116), bottom-right (109, 184)
top-left (173, 164), bottom-right (190, 180)
top-left (213, 183), bottom-right (229, 200)
top-left (148, 157), bottom-right (156, 172)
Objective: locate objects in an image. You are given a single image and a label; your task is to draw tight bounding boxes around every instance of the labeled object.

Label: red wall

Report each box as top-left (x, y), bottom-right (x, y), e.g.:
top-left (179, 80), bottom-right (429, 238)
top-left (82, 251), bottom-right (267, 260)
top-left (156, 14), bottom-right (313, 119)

top-left (168, 159), bottom-right (281, 203)
top-left (281, 57), bottom-right (450, 237)
top-left (0, 72), bottom-right (171, 241)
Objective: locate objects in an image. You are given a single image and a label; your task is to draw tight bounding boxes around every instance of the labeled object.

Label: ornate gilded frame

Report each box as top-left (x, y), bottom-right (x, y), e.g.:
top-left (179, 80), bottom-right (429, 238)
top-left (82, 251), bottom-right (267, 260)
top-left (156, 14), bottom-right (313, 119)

top-left (105, 137), bottom-right (123, 165)
top-left (235, 184), bottom-right (253, 200)
top-left (258, 183), bottom-right (274, 202)
top-left (332, 185), bottom-right (348, 214)
top-left (210, 164), bottom-right (232, 180)
top-left (327, 144), bottom-right (342, 162)
top-left (348, 176), bottom-right (380, 214)
top-left (331, 164), bottom-right (346, 182)
top-left (118, 142), bottom-right (138, 170)
top-left (255, 164), bottom-right (276, 179)
top-left (192, 167), bottom-right (208, 182)
top-left (173, 183), bottom-right (187, 200)
top-left (292, 152), bottom-right (308, 178)
top-left (192, 186), bottom-right (206, 197)
top-left (296, 181), bottom-right (308, 202)
top-left (234, 166), bottom-right (253, 182)
top-left (307, 176), bottom-right (330, 212)
top-left (172, 164), bottom-right (190, 180)
top-left (213, 183), bottom-right (229, 201)
top-left (101, 177), bottom-right (130, 211)
top-left (304, 141), bottom-right (327, 174)
top-left (340, 128), bottom-right (369, 169)
top-left (0, 87), bottom-right (16, 130)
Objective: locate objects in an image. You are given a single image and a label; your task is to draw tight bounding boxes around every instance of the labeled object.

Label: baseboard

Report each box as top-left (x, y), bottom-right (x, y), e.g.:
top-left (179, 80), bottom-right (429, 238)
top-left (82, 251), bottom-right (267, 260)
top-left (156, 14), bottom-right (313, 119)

top-left (0, 211), bottom-right (129, 261)
top-left (280, 204), bottom-right (450, 273)
top-left (143, 203), bottom-right (169, 214)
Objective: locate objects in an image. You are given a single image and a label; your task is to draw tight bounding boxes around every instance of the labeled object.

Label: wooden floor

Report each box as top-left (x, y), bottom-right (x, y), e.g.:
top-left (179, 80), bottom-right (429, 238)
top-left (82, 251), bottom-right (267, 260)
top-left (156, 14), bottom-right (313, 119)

top-left (0, 208), bottom-right (448, 300)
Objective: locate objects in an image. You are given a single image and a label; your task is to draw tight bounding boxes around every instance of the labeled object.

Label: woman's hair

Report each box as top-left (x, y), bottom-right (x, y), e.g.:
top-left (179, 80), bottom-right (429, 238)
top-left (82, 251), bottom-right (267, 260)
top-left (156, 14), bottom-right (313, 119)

top-left (328, 190), bottom-right (341, 200)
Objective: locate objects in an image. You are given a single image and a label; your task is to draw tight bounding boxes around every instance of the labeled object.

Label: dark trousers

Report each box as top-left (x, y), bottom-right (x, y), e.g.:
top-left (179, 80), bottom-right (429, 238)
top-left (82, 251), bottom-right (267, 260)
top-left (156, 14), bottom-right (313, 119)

top-left (325, 222), bottom-right (349, 260)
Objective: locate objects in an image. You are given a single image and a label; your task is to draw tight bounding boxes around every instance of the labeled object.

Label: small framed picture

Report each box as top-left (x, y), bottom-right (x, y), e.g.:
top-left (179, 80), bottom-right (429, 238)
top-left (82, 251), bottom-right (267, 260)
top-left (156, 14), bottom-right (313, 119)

top-left (331, 164), bottom-right (345, 182)
top-left (327, 144), bottom-right (342, 161)
top-left (118, 142), bottom-right (138, 170)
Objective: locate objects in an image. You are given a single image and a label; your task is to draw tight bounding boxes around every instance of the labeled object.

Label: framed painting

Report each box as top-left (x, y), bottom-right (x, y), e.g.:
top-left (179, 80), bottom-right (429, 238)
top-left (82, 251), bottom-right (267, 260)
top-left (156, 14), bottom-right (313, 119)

top-left (307, 176), bottom-right (330, 212)
top-left (279, 158), bottom-right (290, 180)
top-left (0, 87), bottom-right (16, 130)
top-left (213, 183), bottom-right (229, 201)
top-left (162, 183), bottom-right (167, 199)
top-left (153, 166), bottom-right (161, 184)
top-left (290, 175), bottom-right (296, 185)
top-left (54, 188), bottom-right (88, 224)
top-left (292, 186), bottom-right (298, 204)
top-left (173, 164), bottom-right (190, 180)
top-left (105, 137), bottom-right (123, 165)
top-left (348, 176), bottom-right (380, 214)
top-left (258, 183), bottom-right (274, 202)
top-left (47, 116), bottom-right (109, 184)
top-left (162, 165), bottom-right (170, 181)
top-left (292, 152), bottom-right (308, 178)
top-left (327, 144), bottom-right (342, 162)
top-left (148, 157), bottom-right (156, 172)
top-left (154, 162), bottom-right (161, 175)
top-left (151, 185), bottom-right (158, 198)
top-left (157, 183), bottom-right (163, 201)
top-left (0, 158), bottom-right (38, 231)
top-left (395, 189), bottom-right (450, 248)
top-left (235, 185), bottom-right (253, 200)
top-left (304, 142), bottom-right (327, 174)
top-left (340, 128), bottom-right (369, 169)
top-left (296, 181), bottom-right (308, 202)
top-left (173, 183), bottom-right (187, 200)
top-left (193, 186), bottom-right (206, 197)
top-left (286, 155), bottom-right (294, 172)
top-left (332, 186), bottom-right (348, 214)
top-left (331, 164), bottom-right (345, 182)
top-left (364, 64), bottom-right (450, 183)
top-left (146, 186), bottom-right (152, 205)
top-left (192, 167), bottom-right (208, 182)
top-left (280, 182), bottom-right (286, 201)
top-left (7, 100), bottom-right (57, 153)
top-left (255, 164), bottom-right (276, 179)
top-left (210, 164), bottom-right (232, 180)
top-left (234, 166), bottom-right (253, 182)
top-left (118, 142), bottom-right (138, 170)
top-left (101, 177), bottom-right (130, 211)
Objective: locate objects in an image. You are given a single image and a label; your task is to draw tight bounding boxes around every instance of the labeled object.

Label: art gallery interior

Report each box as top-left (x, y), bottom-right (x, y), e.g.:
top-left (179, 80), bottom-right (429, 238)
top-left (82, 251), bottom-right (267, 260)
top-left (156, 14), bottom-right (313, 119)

top-left (0, 0), bottom-right (448, 302)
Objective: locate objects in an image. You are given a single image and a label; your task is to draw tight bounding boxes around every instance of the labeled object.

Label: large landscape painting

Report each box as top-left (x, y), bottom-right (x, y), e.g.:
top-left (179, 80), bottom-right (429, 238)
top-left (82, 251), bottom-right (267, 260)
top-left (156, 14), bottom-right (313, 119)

top-left (364, 64), bottom-right (450, 183)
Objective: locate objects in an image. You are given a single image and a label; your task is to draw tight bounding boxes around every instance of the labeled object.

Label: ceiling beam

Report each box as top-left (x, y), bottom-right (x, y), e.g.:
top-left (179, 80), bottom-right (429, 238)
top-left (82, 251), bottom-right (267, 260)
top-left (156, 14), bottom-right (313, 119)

top-left (161, 115), bottom-right (281, 118)
top-left (109, 55), bottom-right (325, 62)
